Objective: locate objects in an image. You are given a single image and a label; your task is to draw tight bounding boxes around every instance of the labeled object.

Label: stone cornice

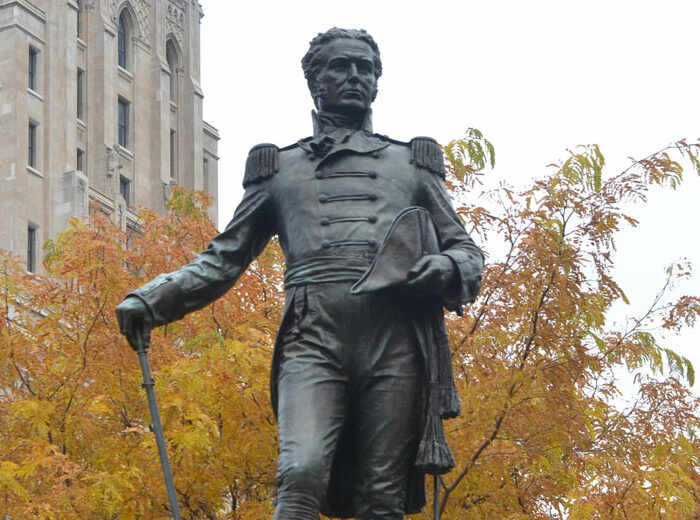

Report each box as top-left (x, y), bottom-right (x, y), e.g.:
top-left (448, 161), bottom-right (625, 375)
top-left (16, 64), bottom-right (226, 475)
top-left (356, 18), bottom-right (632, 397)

top-left (0, 0), bottom-right (45, 22)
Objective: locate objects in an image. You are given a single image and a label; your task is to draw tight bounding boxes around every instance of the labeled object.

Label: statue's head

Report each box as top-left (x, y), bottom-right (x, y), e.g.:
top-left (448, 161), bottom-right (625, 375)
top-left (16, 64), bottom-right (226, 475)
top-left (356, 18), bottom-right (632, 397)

top-left (302, 28), bottom-right (382, 116)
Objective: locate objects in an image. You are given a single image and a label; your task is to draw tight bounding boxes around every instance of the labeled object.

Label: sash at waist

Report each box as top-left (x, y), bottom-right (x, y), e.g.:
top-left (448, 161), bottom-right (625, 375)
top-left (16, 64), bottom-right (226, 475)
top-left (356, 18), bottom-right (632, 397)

top-left (284, 256), bottom-right (373, 287)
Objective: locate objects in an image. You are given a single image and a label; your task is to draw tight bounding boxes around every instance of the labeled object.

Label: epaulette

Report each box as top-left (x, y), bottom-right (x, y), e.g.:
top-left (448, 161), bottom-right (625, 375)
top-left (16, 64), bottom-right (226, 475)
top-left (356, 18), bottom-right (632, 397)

top-left (243, 143), bottom-right (279, 188)
top-left (410, 136), bottom-right (445, 178)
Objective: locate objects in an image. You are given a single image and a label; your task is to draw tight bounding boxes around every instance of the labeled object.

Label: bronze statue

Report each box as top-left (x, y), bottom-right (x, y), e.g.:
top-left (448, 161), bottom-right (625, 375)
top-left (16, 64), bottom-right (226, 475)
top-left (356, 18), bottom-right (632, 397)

top-left (117, 28), bottom-right (483, 519)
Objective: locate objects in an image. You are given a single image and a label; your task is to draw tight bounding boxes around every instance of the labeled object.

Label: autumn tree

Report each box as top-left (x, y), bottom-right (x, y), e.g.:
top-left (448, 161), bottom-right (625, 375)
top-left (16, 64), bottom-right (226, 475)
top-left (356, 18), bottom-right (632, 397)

top-left (423, 134), bottom-right (700, 519)
top-left (0, 135), bottom-right (698, 519)
top-left (0, 189), bottom-right (281, 519)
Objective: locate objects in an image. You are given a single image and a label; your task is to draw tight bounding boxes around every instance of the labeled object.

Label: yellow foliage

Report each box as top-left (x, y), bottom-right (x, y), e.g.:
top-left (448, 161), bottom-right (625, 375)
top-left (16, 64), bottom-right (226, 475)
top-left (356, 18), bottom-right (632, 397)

top-left (0, 135), bottom-right (699, 520)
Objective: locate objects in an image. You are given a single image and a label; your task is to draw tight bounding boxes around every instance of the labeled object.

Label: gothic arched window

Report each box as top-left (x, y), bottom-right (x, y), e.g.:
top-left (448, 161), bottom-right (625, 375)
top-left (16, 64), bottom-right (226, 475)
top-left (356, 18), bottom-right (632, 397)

top-left (166, 39), bottom-right (179, 103)
top-left (117, 11), bottom-right (130, 69)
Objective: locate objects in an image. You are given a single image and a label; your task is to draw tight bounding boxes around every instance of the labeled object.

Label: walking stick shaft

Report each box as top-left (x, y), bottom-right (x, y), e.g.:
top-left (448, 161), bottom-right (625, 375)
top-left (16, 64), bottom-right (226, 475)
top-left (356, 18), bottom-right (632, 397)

top-left (433, 474), bottom-right (440, 520)
top-left (137, 347), bottom-right (183, 520)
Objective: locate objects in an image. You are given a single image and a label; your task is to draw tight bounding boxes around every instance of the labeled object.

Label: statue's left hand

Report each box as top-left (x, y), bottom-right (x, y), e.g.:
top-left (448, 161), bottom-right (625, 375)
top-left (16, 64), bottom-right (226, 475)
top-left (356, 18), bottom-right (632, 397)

top-left (405, 254), bottom-right (456, 295)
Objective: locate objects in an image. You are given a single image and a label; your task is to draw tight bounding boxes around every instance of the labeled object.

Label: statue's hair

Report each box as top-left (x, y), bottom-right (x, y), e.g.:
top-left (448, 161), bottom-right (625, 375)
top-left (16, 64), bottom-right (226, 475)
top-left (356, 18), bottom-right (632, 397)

top-left (302, 28), bottom-right (382, 96)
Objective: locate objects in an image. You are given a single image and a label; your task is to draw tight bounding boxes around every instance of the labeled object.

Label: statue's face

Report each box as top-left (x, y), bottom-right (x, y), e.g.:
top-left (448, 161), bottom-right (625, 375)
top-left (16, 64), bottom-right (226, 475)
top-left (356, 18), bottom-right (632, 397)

top-left (314, 38), bottom-right (378, 115)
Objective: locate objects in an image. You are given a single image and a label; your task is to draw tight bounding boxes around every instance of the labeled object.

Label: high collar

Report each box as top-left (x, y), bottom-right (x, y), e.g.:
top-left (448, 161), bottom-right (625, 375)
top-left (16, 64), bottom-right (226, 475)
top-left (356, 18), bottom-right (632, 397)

top-left (298, 109), bottom-right (387, 166)
top-left (311, 109), bottom-right (374, 137)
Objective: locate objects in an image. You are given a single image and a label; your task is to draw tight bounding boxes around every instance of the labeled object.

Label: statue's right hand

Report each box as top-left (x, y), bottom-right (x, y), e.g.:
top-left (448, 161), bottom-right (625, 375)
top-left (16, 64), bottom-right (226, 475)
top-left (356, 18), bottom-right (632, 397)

top-left (116, 297), bottom-right (154, 351)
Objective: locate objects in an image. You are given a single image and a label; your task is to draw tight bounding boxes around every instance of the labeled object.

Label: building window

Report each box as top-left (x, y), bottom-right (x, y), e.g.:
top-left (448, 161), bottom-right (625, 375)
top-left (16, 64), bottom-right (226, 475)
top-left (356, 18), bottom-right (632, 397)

top-left (77, 148), bottom-right (84, 173)
top-left (28, 47), bottom-right (38, 91)
top-left (27, 225), bottom-right (37, 273)
top-left (77, 0), bottom-right (85, 39)
top-left (203, 157), bottom-right (209, 193)
top-left (169, 129), bottom-right (177, 180)
top-left (118, 98), bottom-right (129, 148)
top-left (77, 68), bottom-right (85, 120)
top-left (166, 40), bottom-right (179, 103)
top-left (119, 176), bottom-right (131, 204)
top-left (28, 122), bottom-right (37, 168)
top-left (117, 12), bottom-right (129, 69)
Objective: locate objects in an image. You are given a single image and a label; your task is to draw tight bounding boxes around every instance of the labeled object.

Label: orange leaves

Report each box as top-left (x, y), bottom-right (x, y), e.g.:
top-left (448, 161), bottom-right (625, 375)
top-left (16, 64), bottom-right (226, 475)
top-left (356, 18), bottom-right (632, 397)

top-left (436, 136), bottom-right (700, 519)
top-left (1, 132), bottom-right (699, 518)
top-left (0, 189), bottom-right (280, 518)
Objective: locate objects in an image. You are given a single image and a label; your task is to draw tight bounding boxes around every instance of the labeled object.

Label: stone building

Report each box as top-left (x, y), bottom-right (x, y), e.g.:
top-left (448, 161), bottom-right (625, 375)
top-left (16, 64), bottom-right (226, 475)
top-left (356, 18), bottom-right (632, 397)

top-left (0, 0), bottom-right (219, 272)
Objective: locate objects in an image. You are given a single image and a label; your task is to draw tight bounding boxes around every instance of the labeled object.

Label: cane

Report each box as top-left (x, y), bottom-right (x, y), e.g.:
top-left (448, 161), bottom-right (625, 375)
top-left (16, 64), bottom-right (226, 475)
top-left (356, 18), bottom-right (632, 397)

top-left (433, 474), bottom-right (440, 520)
top-left (136, 337), bottom-right (183, 520)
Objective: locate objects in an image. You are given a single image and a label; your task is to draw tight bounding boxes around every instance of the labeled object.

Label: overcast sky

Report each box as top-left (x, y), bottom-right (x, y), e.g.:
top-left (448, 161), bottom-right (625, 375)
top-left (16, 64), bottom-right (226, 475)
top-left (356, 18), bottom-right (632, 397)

top-left (199, 0), bottom-right (699, 390)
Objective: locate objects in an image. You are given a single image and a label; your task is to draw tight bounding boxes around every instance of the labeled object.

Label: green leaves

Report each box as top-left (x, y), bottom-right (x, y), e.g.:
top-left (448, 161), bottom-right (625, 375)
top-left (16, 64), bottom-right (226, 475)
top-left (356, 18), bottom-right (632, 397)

top-left (622, 331), bottom-right (695, 387)
top-left (558, 144), bottom-right (605, 193)
top-left (0, 461), bottom-right (28, 501)
top-left (444, 128), bottom-right (496, 186)
top-left (664, 347), bottom-right (695, 387)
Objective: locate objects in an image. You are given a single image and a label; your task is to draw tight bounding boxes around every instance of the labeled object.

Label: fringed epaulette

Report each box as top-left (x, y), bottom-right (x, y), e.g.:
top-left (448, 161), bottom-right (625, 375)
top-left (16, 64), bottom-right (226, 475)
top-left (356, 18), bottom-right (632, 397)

top-left (243, 143), bottom-right (279, 188)
top-left (410, 136), bottom-right (445, 178)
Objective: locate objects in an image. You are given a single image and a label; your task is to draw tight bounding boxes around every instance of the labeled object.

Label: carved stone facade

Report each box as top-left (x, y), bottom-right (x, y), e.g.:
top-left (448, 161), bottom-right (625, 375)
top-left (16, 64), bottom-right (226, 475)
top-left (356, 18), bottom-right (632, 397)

top-left (110, 0), bottom-right (151, 42)
top-left (165, 0), bottom-right (185, 47)
top-left (0, 0), bottom-right (219, 271)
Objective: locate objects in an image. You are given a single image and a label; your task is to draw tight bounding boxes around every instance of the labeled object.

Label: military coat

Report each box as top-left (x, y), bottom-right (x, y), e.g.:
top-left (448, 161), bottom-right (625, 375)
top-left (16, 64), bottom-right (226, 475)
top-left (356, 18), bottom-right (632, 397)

top-left (128, 127), bottom-right (484, 516)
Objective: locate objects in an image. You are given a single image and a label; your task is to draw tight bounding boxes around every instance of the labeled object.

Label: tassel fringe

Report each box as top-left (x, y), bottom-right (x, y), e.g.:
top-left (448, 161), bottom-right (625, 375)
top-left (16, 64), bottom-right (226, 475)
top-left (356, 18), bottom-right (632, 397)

top-left (439, 385), bottom-right (461, 419)
top-left (417, 384), bottom-right (456, 475)
top-left (416, 438), bottom-right (455, 475)
top-left (436, 316), bottom-right (461, 419)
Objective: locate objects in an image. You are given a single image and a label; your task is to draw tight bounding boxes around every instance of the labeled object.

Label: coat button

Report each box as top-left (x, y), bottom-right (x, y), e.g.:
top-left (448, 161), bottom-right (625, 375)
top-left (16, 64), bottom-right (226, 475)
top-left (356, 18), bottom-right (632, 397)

top-left (315, 172), bottom-right (323, 179)
top-left (369, 171), bottom-right (378, 178)
top-left (318, 194), bottom-right (328, 203)
top-left (369, 194), bottom-right (378, 201)
top-left (368, 239), bottom-right (378, 248)
top-left (322, 241), bottom-right (331, 249)
top-left (369, 216), bottom-right (378, 223)
top-left (320, 218), bottom-right (330, 226)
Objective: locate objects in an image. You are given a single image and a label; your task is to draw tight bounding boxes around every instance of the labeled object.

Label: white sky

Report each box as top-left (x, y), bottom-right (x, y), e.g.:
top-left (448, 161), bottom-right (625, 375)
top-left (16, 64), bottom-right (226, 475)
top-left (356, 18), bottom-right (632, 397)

top-left (199, 0), bottom-right (699, 390)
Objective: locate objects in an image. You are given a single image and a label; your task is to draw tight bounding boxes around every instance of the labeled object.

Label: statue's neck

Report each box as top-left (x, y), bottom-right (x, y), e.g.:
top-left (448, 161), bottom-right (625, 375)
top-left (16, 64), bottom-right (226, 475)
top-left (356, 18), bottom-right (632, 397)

top-left (312, 109), bottom-right (373, 136)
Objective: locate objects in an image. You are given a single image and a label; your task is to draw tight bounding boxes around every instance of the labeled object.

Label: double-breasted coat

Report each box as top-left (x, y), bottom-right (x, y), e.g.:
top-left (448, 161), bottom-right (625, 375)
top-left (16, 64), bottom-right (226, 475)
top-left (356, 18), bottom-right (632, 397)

top-left (128, 122), bottom-right (483, 516)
